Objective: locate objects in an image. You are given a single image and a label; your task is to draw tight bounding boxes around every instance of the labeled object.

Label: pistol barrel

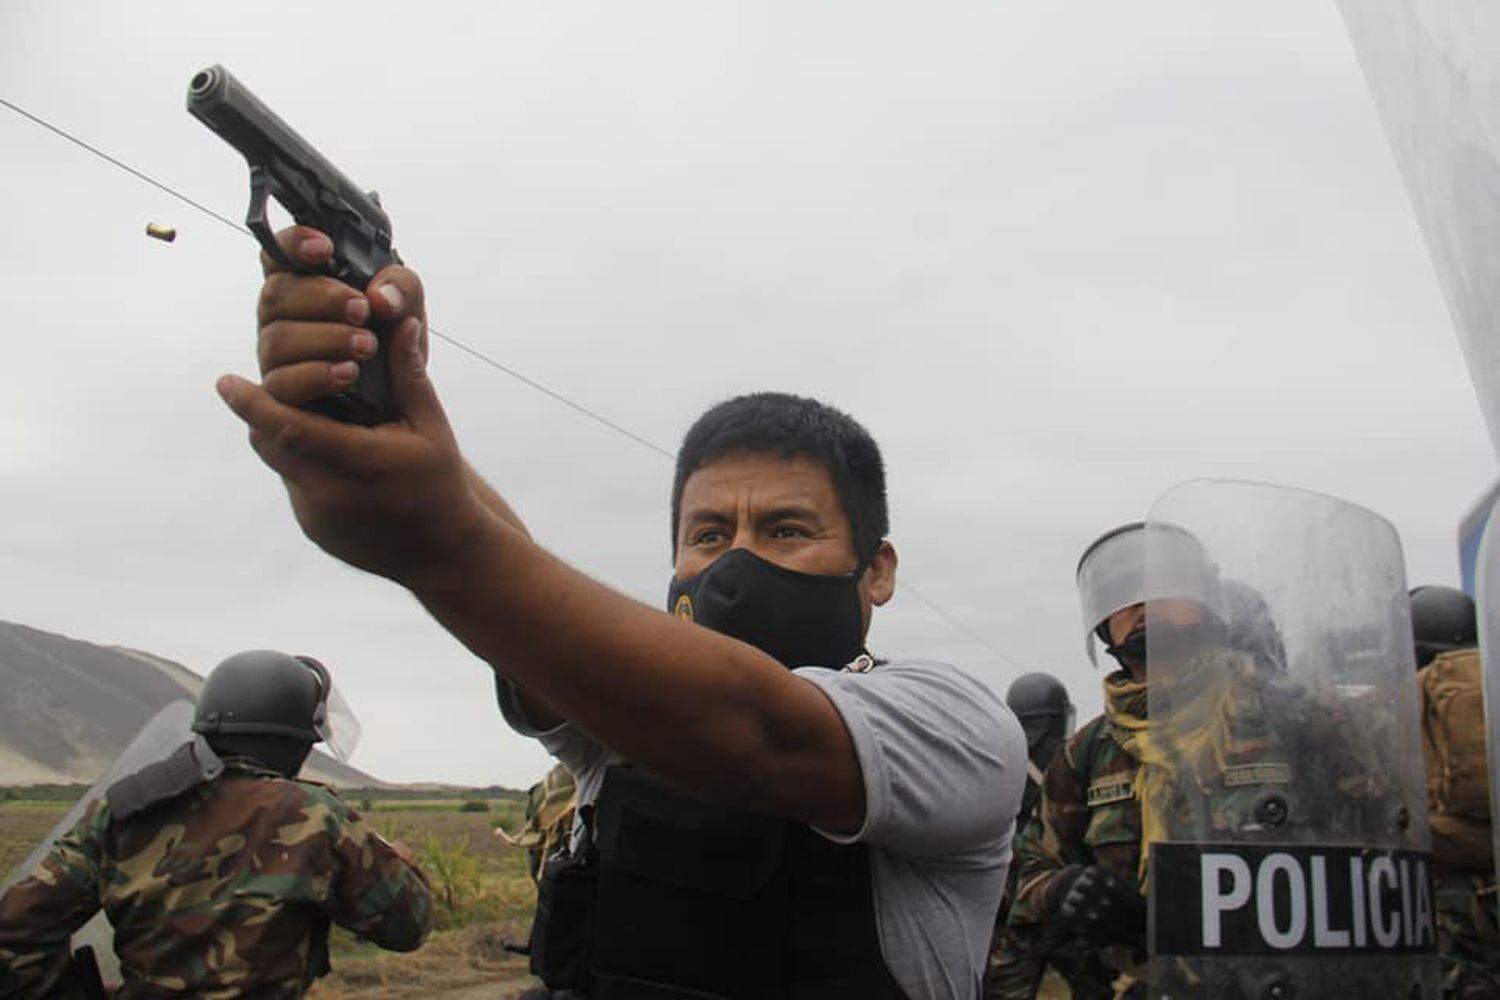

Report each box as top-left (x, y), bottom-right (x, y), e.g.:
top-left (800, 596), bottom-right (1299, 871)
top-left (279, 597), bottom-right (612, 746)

top-left (187, 65), bottom-right (392, 238)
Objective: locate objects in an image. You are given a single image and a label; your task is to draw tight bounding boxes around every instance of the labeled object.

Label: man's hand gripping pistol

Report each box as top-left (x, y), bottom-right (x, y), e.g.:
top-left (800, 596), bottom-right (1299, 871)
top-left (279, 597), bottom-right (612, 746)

top-left (188, 63), bottom-right (400, 425)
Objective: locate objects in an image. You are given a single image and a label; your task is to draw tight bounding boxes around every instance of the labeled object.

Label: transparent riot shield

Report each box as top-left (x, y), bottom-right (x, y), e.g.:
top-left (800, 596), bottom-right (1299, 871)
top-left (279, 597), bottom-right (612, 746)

top-left (2, 700), bottom-right (195, 988)
top-left (1338, 1), bottom-right (1500, 458)
top-left (1479, 503), bottom-right (1500, 899)
top-left (1143, 481), bottom-right (1437, 998)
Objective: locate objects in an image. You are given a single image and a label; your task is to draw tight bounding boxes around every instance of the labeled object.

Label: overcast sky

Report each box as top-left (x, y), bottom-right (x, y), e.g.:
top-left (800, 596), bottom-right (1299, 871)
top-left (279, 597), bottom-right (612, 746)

top-left (1, 1), bottom-right (1494, 787)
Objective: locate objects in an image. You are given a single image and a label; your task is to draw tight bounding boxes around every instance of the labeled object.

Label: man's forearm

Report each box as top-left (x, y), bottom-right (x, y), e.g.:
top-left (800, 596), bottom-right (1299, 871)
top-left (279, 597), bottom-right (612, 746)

top-left (405, 513), bottom-right (863, 828)
top-left (462, 464), bottom-right (570, 728)
top-left (464, 463), bottom-right (530, 539)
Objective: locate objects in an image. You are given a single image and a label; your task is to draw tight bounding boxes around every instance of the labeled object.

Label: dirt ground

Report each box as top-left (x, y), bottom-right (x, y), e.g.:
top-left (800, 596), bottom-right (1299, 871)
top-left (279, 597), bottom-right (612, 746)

top-left (309, 920), bottom-right (542, 999)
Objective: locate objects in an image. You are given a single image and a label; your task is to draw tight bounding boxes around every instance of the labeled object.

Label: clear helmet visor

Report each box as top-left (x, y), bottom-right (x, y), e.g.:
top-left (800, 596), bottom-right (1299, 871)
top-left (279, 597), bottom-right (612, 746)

top-left (318, 685), bottom-right (362, 762)
top-left (299, 656), bottom-right (362, 762)
top-left (1076, 522), bottom-right (1221, 664)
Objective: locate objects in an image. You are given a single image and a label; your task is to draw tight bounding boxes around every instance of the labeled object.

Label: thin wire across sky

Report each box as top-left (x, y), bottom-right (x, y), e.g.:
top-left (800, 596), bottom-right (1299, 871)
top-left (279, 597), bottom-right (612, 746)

top-left (0, 95), bottom-right (1024, 673)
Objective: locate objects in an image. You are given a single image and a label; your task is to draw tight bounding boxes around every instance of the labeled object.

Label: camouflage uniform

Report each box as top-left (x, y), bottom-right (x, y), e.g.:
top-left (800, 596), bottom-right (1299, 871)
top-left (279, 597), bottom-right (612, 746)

top-left (986, 818), bottom-right (1115, 998)
top-left (0, 758), bottom-right (433, 999)
top-left (1431, 874), bottom-right (1500, 999)
top-left (1007, 711), bottom-right (1145, 998)
top-left (986, 749), bottom-right (1114, 1000)
top-left (497, 763), bottom-right (578, 884)
top-left (1418, 649), bottom-right (1500, 998)
top-left (1008, 655), bottom-right (1297, 998)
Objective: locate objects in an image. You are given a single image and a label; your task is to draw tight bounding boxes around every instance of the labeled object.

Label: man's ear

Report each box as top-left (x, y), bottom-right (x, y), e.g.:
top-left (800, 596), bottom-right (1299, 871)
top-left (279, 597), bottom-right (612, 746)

top-left (864, 540), bottom-right (898, 607)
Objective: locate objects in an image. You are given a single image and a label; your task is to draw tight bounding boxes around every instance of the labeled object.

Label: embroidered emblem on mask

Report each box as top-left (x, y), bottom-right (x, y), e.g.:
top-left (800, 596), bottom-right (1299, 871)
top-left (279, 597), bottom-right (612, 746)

top-left (673, 594), bottom-right (694, 622)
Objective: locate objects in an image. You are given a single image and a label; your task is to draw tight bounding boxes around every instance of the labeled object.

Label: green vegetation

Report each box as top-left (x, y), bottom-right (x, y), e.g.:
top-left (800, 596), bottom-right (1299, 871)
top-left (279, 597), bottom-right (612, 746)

top-left (0, 798), bottom-right (71, 877)
top-left (363, 799), bottom-right (503, 813)
top-left (0, 784), bottom-right (90, 802)
top-left (320, 798), bottom-right (541, 995)
top-left (341, 785), bottom-right (526, 803)
top-left (421, 833), bottom-right (487, 915)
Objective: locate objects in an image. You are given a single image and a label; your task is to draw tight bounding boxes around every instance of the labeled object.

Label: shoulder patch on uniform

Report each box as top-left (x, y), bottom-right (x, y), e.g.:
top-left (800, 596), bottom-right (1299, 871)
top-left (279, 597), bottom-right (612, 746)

top-left (1223, 762), bottom-right (1291, 787)
top-left (1086, 776), bottom-right (1134, 807)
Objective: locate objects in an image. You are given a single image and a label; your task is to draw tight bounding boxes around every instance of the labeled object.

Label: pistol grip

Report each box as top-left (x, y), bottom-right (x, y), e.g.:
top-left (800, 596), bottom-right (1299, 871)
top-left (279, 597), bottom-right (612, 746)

top-left (245, 167), bottom-right (398, 425)
top-left (304, 346), bottom-right (392, 426)
top-left (316, 244), bottom-right (400, 426)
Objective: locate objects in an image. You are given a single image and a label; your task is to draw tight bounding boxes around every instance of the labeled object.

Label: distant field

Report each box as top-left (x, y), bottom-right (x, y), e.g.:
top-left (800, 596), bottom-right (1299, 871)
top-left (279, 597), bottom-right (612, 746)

top-left (362, 798), bottom-right (512, 812)
top-left (316, 799), bottom-right (541, 997)
top-left (1, 794), bottom-right (547, 998)
top-left (0, 799), bottom-right (70, 877)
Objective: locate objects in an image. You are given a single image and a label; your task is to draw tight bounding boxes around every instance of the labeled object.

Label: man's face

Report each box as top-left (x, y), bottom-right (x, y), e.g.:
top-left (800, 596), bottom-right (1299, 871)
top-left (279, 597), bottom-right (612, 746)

top-left (673, 451), bottom-right (896, 630)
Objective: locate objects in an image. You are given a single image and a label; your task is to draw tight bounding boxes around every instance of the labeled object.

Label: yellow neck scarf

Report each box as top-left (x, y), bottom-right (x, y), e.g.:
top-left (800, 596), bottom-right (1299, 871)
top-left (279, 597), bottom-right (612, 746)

top-left (1103, 661), bottom-right (1241, 889)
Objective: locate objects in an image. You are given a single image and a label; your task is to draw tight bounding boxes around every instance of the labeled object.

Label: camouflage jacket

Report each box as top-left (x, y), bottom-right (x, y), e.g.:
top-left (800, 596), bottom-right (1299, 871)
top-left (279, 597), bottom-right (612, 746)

top-left (1008, 659), bottom-right (1298, 990)
top-left (1008, 713), bottom-right (1141, 928)
top-left (496, 763), bottom-right (578, 884)
top-left (0, 760), bottom-right (433, 999)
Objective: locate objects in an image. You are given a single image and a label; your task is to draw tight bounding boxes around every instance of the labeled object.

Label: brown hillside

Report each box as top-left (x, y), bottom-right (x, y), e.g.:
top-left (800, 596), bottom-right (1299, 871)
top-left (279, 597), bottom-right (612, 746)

top-left (0, 621), bottom-right (382, 787)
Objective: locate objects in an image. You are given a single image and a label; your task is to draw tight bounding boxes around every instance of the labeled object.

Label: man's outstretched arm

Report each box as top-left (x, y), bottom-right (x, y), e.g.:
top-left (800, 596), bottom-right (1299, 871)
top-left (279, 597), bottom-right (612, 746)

top-left (221, 226), bottom-right (865, 830)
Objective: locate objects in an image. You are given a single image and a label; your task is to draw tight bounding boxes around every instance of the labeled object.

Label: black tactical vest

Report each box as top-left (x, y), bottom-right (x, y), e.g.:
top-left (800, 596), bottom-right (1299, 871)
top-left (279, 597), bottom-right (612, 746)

top-left (557, 764), bottom-right (908, 1000)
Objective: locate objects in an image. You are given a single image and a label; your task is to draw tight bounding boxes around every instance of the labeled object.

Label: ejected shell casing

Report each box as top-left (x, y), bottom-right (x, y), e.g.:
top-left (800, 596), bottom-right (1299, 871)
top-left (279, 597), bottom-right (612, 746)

top-left (145, 223), bottom-right (177, 242)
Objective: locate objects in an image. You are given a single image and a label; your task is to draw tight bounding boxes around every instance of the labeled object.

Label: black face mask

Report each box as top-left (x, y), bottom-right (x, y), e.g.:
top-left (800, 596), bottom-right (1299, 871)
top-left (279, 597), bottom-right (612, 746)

top-left (1105, 627), bottom-right (1149, 664)
top-left (667, 547), bottom-right (868, 669)
top-left (1105, 619), bottom-right (1225, 667)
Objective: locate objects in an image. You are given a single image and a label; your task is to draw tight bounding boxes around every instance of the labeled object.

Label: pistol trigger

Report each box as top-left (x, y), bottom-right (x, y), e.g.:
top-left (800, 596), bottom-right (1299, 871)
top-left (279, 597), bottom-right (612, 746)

top-left (246, 165), bottom-right (296, 271)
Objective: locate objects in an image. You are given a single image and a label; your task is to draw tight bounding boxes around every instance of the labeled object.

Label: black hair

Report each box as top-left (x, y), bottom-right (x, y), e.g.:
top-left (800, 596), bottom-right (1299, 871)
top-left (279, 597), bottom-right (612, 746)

top-left (670, 392), bottom-right (889, 565)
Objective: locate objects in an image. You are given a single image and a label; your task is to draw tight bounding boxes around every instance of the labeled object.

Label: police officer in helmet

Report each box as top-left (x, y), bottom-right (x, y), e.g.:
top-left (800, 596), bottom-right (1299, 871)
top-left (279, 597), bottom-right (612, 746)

top-left (1411, 585), bottom-right (1479, 669)
top-left (984, 674), bottom-right (1094, 999)
top-left (1006, 522), bottom-right (1270, 997)
top-left (1408, 586), bottom-right (1498, 998)
top-left (1005, 673), bottom-right (1075, 821)
top-left (0, 650), bottom-right (434, 999)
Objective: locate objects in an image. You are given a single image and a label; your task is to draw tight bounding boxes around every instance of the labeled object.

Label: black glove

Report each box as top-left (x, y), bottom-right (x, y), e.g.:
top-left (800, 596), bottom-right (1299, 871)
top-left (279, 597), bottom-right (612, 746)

top-left (1047, 864), bottom-right (1147, 950)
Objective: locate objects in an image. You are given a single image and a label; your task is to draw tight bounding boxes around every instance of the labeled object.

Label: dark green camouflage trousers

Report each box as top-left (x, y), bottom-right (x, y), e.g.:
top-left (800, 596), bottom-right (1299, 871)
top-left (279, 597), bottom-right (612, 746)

top-left (985, 922), bottom-right (1115, 999)
top-left (1435, 874), bottom-right (1500, 999)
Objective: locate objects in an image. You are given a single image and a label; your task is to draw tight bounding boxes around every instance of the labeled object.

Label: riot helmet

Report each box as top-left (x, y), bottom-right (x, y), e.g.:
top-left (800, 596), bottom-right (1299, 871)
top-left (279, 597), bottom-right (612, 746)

top-left (1220, 578), bottom-right (1287, 673)
top-left (1409, 585), bottom-right (1477, 667)
top-left (1005, 672), bottom-right (1076, 749)
top-left (192, 650), bottom-right (361, 767)
top-left (1075, 521), bottom-right (1222, 668)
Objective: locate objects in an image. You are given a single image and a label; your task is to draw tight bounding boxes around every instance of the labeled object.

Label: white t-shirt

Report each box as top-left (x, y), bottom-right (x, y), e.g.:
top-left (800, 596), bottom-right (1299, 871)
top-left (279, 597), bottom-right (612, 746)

top-left (496, 657), bottom-right (1026, 1000)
